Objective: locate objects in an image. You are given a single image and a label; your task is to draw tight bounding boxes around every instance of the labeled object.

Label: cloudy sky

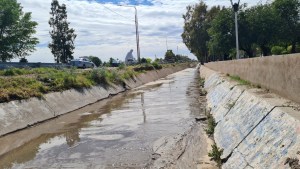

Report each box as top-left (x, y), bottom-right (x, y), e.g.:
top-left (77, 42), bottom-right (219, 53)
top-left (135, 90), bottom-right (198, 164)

top-left (16, 0), bottom-right (268, 62)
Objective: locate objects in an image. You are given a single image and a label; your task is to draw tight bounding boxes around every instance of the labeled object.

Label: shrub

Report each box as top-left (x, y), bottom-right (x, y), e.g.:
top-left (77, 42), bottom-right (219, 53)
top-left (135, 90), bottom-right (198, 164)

top-left (271, 46), bottom-right (285, 55)
top-left (152, 62), bottom-right (162, 69)
top-left (199, 78), bottom-right (205, 87)
top-left (19, 58), bottom-right (28, 63)
top-left (89, 69), bottom-right (108, 85)
top-left (118, 63), bottom-right (126, 70)
top-left (205, 113), bottom-right (216, 136)
top-left (208, 144), bottom-right (223, 167)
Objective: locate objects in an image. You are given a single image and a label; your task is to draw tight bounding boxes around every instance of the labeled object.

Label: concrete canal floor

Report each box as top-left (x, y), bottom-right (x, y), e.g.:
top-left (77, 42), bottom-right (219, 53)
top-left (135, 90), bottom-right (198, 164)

top-left (0, 68), bottom-right (217, 169)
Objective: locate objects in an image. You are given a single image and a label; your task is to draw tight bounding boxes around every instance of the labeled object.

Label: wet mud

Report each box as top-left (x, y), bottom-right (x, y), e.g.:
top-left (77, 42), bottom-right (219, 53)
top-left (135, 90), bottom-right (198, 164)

top-left (0, 68), bottom-right (216, 169)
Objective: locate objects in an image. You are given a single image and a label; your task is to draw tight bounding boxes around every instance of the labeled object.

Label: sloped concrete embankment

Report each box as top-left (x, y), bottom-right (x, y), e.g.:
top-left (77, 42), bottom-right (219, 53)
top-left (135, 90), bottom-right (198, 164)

top-left (0, 64), bottom-right (192, 137)
top-left (200, 65), bottom-right (300, 169)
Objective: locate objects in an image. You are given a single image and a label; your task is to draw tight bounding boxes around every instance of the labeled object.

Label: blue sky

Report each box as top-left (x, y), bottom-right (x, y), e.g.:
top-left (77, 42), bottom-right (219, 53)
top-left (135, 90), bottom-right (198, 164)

top-left (16, 0), bottom-right (269, 63)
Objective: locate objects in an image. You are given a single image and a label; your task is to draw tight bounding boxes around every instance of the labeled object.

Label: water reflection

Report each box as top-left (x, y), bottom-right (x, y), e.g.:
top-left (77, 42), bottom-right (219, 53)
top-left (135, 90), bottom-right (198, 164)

top-left (141, 92), bottom-right (146, 123)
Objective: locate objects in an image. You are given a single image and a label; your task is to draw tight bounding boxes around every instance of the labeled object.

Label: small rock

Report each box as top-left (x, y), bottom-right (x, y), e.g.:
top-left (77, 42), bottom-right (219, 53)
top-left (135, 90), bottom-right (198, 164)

top-left (195, 116), bottom-right (207, 121)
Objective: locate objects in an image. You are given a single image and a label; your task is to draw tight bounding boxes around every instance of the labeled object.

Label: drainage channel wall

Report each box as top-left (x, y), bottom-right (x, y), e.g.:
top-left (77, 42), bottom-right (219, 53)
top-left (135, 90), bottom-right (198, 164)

top-left (200, 65), bottom-right (300, 169)
top-left (0, 64), bottom-right (192, 137)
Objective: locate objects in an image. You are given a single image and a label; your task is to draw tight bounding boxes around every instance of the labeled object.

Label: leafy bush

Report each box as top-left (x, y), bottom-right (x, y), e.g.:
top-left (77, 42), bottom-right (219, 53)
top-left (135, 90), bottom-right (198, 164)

top-left (152, 62), bottom-right (162, 69)
top-left (120, 67), bottom-right (136, 80)
top-left (89, 69), bottom-right (108, 85)
top-left (271, 46), bottom-right (285, 55)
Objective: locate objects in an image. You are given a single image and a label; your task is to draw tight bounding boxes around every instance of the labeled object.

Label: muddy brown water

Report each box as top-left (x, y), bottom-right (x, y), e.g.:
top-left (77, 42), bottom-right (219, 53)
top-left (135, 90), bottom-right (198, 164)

top-left (0, 68), bottom-right (208, 169)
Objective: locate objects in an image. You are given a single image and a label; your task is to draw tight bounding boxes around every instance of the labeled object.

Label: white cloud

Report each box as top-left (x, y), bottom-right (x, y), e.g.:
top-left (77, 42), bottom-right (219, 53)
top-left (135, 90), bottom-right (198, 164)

top-left (16, 0), bottom-right (267, 62)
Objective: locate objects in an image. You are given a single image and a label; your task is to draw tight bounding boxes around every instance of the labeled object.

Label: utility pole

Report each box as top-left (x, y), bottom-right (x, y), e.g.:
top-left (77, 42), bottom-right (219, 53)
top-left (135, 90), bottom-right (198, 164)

top-left (134, 6), bottom-right (141, 63)
top-left (118, 5), bottom-right (141, 63)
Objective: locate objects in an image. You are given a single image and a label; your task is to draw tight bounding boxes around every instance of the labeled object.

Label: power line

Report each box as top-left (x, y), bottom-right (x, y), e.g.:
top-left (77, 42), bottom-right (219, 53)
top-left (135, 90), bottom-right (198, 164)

top-left (99, 3), bottom-right (135, 22)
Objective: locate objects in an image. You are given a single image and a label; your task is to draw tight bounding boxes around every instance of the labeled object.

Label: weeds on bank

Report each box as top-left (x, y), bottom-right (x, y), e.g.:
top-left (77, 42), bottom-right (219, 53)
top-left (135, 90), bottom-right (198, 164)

top-left (226, 102), bottom-right (236, 109)
top-left (208, 143), bottom-right (223, 167)
top-left (133, 62), bottom-right (162, 72)
top-left (199, 78), bottom-right (205, 87)
top-left (229, 75), bottom-right (251, 86)
top-left (205, 113), bottom-right (216, 136)
top-left (0, 63), bottom-right (165, 103)
top-left (228, 75), bottom-right (263, 89)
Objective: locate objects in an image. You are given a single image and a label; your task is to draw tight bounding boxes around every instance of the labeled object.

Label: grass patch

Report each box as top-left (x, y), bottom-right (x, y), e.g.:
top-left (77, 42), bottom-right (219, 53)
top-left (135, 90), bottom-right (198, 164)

top-left (229, 75), bottom-right (251, 86)
top-left (208, 143), bottom-right (223, 167)
top-left (0, 77), bottom-right (45, 102)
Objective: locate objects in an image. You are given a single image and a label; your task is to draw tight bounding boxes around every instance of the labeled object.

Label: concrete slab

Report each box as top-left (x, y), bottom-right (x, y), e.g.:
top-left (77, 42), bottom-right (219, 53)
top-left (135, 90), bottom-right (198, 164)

top-left (223, 106), bottom-right (300, 169)
top-left (0, 98), bottom-right (54, 136)
top-left (214, 90), bottom-right (275, 159)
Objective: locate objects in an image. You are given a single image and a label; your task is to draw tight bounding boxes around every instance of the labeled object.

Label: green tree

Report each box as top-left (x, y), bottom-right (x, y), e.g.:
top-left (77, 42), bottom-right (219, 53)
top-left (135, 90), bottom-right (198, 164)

top-left (109, 57), bottom-right (114, 66)
top-left (140, 58), bottom-right (147, 63)
top-left (0, 0), bottom-right (38, 62)
top-left (273, 0), bottom-right (300, 53)
top-left (164, 50), bottom-right (176, 62)
top-left (182, 1), bottom-right (209, 63)
top-left (208, 7), bottom-right (234, 60)
top-left (49, 0), bottom-right (76, 63)
top-left (19, 57), bottom-right (28, 63)
top-left (245, 4), bottom-right (279, 56)
top-left (88, 56), bottom-right (102, 67)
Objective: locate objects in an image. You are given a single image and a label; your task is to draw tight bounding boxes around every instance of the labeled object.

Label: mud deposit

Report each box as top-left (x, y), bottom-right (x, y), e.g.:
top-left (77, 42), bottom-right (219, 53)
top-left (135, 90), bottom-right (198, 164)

top-left (0, 68), bottom-right (215, 169)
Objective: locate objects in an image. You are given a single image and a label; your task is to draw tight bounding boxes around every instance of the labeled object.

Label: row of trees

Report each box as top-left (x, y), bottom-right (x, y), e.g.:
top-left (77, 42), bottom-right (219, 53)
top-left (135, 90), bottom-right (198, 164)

top-left (0, 0), bottom-right (76, 63)
top-left (182, 0), bottom-right (300, 63)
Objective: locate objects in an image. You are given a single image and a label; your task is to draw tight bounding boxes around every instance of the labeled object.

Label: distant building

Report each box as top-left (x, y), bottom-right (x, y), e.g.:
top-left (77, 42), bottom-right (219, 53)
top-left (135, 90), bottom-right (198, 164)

top-left (125, 49), bottom-right (137, 65)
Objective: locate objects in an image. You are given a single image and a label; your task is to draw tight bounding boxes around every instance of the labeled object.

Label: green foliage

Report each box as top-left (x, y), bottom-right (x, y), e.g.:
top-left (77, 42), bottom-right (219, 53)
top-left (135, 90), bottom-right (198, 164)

top-left (118, 63), bottom-right (126, 70)
top-left (0, 0), bottom-right (39, 62)
top-left (89, 56), bottom-right (102, 67)
top-left (152, 62), bottom-right (162, 69)
top-left (183, 0), bottom-right (300, 60)
top-left (229, 75), bottom-right (251, 86)
top-left (199, 78), bottom-right (205, 87)
top-left (19, 58), bottom-right (28, 63)
top-left (49, 0), bottom-right (76, 63)
top-left (182, 2), bottom-right (216, 62)
top-left (146, 58), bottom-right (152, 63)
top-left (0, 68), bottom-right (30, 76)
top-left (89, 69), bottom-right (108, 85)
top-left (0, 64), bottom-right (162, 102)
top-left (208, 144), bottom-right (223, 167)
top-left (273, 0), bottom-right (300, 53)
top-left (205, 113), bottom-right (216, 136)
top-left (271, 46), bottom-right (285, 55)
top-left (164, 50), bottom-right (176, 62)
top-left (119, 67), bottom-right (136, 80)
top-left (140, 58), bottom-right (147, 63)
top-left (0, 77), bottom-right (44, 102)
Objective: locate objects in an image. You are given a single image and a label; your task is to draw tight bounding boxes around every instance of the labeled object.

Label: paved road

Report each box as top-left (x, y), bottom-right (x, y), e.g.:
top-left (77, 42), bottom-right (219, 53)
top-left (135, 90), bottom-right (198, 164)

top-left (0, 68), bottom-right (213, 169)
